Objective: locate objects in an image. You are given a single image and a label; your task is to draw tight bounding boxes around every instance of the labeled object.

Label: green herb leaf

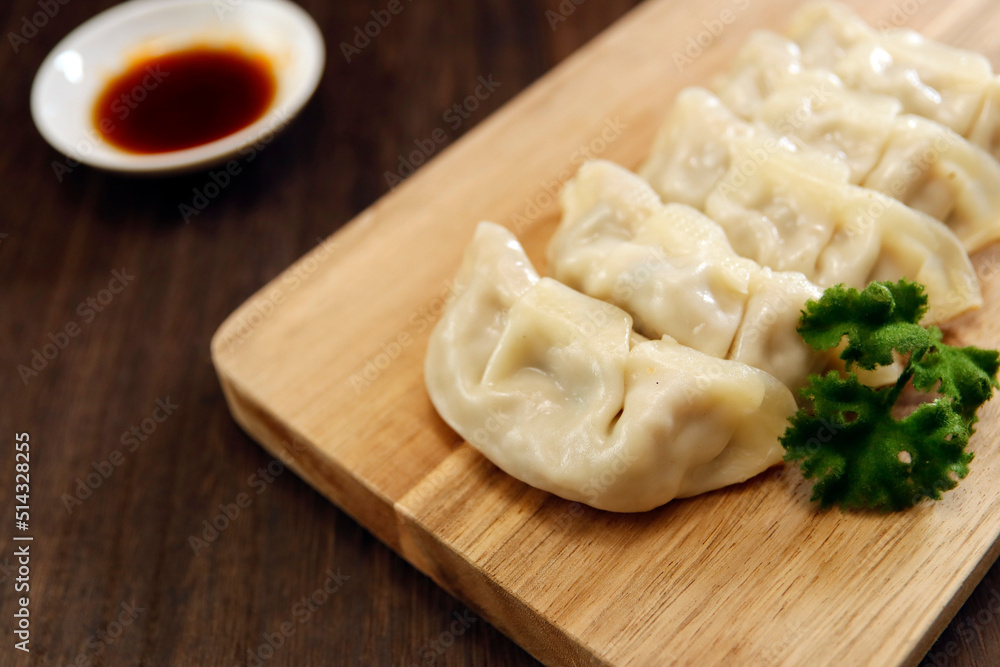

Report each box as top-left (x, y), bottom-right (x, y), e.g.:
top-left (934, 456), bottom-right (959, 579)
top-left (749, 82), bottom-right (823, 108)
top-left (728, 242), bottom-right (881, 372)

top-left (782, 374), bottom-right (971, 510)
top-left (782, 280), bottom-right (997, 510)
top-left (797, 280), bottom-right (932, 370)
top-left (911, 327), bottom-right (1000, 423)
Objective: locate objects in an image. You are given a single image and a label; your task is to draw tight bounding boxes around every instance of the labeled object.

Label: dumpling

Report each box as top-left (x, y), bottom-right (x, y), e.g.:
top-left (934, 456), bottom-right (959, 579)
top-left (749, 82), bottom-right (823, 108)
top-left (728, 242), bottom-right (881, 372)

top-left (638, 87), bottom-right (757, 210)
top-left (714, 36), bottom-right (1000, 250)
top-left (714, 30), bottom-right (851, 121)
top-left (720, 11), bottom-right (997, 157)
top-left (967, 77), bottom-right (1000, 161)
top-left (638, 89), bottom-right (979, 322)
top-left (784, 1), bottom-right (877, 70)
top-left (714, 30), bottom-right (901, 185)
top-left (706, 139), bottom-right (856, 280)
top-left (425, 221), bottom-right (797, 512)
top-left (732, 268), bottom-right (828, 390)
top-left (862, 115), bottom-right (1000, 253)
top-left (753, 82), bottom-right (900, 184)
top-left (705, 136), bottom-right (981, 322)
top-left (788, 1), bottom-right (999, 163)
top-left (552, 158), bottom-right (756, 359)
top-left (754, 85), bottom-right (1000, 253)
top-left (789, 1), bottom-right (993, 136)
top-left (549, 159), bottom-right (825, 390)
top-left (639, 87), bottom-right (852, 212)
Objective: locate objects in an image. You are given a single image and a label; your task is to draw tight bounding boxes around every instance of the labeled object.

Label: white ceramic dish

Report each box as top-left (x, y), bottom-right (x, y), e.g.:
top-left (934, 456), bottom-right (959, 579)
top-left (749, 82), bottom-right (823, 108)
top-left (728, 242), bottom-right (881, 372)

top-left (30, 0), bottom-right (325, 174)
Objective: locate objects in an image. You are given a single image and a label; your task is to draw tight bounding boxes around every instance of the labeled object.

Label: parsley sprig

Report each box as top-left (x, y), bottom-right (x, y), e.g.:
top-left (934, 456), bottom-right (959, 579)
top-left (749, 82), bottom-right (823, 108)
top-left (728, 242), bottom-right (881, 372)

top-left (781, 280), bottom-right (999, 511)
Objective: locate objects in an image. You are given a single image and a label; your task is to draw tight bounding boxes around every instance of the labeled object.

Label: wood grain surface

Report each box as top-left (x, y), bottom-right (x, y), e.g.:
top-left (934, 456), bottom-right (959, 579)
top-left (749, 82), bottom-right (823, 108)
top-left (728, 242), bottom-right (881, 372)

top-left (2, 0), bottom-right (1000, 665)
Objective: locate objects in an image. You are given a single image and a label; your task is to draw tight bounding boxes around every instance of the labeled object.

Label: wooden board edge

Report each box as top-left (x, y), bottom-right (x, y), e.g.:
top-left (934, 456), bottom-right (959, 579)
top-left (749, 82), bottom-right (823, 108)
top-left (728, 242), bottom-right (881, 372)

top-left (900, 528), bottom-right (1000, 666)
top-left (395, 496), bottom-right (612, 667)
top-left (214, 371), bottom-right (403, 553)
top-left (396, 462), bottom-right (612, 667)
top-left (216, 360), bottom-right (607, 666)
top-left (208, 209), bottom-right (369, 365)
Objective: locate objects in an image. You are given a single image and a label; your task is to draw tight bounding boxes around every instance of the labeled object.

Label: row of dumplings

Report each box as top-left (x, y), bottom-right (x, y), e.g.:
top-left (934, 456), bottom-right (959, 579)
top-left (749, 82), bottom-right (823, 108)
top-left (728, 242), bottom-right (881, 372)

top-left (424, 2), bottom-right (999, 512)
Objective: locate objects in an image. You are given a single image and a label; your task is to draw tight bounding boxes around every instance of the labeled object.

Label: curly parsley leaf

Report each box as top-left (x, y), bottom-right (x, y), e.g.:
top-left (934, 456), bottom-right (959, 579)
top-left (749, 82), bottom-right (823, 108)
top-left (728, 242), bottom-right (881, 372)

top-left (911, 327), bottom-right (1000, 423)
top-left (797, 280), bottom-right (932, 370)
top-left (782, 280), bottom-right (997, 511)
top-left (783, 374), bottom-right (971, 510)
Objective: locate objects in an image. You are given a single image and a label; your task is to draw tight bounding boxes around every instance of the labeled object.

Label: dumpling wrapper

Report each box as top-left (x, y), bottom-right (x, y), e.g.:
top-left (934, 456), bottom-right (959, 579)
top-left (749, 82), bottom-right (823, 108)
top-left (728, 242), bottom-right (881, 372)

top-left (425, 222), bottom-right (796, 512)
top-left (549, 160), bottom-right (824, 390)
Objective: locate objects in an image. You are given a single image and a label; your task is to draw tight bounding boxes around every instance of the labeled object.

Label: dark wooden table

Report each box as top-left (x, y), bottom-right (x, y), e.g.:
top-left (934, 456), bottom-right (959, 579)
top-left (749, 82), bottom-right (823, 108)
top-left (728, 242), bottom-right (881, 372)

top-left (1, 0), bottom-right (999, 665)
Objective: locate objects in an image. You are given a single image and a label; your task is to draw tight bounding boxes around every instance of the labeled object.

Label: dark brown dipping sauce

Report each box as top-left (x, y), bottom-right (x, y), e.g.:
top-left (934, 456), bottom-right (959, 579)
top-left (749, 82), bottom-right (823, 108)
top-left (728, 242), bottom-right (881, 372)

top-left (93, 46), bottom-right (277, 154)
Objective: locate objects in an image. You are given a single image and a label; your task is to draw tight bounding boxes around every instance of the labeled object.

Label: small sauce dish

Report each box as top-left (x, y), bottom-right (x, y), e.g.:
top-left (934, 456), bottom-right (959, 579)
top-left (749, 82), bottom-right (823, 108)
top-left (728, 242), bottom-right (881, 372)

top-left (31, 0), bottom-right (325, 174)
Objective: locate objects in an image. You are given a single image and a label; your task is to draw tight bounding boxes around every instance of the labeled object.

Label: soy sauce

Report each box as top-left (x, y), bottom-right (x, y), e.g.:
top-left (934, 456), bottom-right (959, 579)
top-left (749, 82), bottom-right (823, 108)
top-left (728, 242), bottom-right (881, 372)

top-left (93, 46), bottom-right (277, 154)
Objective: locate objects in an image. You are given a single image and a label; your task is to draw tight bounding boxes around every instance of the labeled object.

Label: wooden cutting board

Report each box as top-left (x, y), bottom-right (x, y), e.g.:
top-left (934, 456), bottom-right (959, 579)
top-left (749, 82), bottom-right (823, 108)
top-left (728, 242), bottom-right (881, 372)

top-left (211, 0), bottom-right (1000, 664)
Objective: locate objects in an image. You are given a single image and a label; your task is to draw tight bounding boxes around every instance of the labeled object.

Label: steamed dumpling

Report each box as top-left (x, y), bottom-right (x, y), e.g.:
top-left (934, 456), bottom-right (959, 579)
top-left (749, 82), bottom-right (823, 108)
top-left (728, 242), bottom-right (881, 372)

top-left (733, 268), bottom-right (828, 390)
top-left (861, 115), bottom-right (1000, 253)
top-left (425, 221), bottom-right (796, 512)
top-left (638, 87), bottom-right (757, 210)
top-left (549, 160), bottom-right (825, 390)
top-left (552, 158), bottom-right (757, 359)
top-left (789, 1), bottom-right (993, 136)
top-left (755, 84), bottom-right (1000, 253)
top-left (639, 90), bottom-right (980, 322)
top-left (713, 30), bottom-right (836, 120)
top-left (714, 39), bottom-right (1000, 252)
top-left (967, 78), bottom-right (1000, 161)
top-left (638, 87), bottom-right (851, 213)
top-left (713, 32), bottom-right (891, 183)
top-left (720, 13), bottom-right (996, 153)
top-left (753, 83), bottom-right (900, 184)
top-left (705, 136), bottom-right (981, 322)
